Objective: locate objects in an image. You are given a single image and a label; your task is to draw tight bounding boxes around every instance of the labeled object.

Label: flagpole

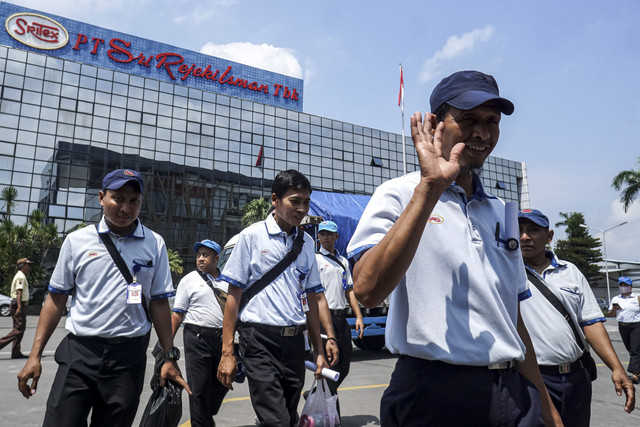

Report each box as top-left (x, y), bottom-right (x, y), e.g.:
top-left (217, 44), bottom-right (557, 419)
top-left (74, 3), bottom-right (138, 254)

top-left (399, 63), bottom-right (407, 176)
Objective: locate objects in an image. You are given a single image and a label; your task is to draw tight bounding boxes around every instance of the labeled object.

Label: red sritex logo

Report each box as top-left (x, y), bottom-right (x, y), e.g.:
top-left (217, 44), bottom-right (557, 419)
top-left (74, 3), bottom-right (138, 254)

top-left (5, 12), bottom-right (69, 50)
top-left (123, 170), bottom-right (135, 176)
top-left (428, 215), bottom-right (444, 224)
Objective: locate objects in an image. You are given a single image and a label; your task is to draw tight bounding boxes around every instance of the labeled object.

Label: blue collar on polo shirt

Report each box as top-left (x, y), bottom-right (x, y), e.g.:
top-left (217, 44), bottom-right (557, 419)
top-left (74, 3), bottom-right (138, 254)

top-left (96, 216), bottom-right (145, 239)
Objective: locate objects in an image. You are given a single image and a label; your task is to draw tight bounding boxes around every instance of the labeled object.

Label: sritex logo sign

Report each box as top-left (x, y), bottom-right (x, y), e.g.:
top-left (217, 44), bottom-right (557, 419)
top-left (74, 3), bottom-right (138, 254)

top-left (5, 12), bottom-right (68, 50)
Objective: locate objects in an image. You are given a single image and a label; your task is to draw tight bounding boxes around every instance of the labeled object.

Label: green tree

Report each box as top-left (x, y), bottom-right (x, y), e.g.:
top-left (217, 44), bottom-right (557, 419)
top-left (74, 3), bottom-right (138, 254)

top-left (167, 248), bottom-right (184, 275)
top-left (612, 155), bottom-right (640, 213)
top-left (241, 197), bottom-right (271, 227)
top-left (553, 212), bottom-right (603, 281)
top-left (0, 209), bottom-right (60, 295)
top-left (0, 186), bottom-right (18, 222)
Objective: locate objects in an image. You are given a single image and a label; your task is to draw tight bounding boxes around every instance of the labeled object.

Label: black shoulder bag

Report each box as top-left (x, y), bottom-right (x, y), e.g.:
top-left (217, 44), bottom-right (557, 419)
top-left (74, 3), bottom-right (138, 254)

top-left (525, 268), bottom-right (597, 380)
top-left (96, 224), bottom-right (151, 322)
top-left (196, 269), bottom-right (228, 314)
top-left (238, 228), bottom-right (305, 312)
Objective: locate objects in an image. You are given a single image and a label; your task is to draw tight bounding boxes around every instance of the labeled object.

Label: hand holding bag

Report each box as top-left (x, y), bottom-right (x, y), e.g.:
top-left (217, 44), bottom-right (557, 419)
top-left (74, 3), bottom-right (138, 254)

top-left (139, 342), bottom-right (183, 427)
top-left (298, 378), bottom-right (340, 427)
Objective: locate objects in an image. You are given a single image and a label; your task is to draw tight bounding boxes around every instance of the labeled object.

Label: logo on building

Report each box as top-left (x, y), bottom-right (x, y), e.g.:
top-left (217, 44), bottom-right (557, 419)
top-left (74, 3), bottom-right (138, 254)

top-left (5, 12), bottom-right (69, 50)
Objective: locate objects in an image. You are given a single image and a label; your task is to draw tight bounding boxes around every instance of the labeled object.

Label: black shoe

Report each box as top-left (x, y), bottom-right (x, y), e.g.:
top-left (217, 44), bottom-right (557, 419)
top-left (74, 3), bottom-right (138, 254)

top-left (11, 353), bottom-right (28, 359)
top-left (630, 374), bottom-right (639, 384)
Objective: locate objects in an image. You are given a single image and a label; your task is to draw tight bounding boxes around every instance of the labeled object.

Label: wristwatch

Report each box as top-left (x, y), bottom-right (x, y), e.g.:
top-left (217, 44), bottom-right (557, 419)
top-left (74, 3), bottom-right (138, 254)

top-left (163, 346), bottom-right (180, 361)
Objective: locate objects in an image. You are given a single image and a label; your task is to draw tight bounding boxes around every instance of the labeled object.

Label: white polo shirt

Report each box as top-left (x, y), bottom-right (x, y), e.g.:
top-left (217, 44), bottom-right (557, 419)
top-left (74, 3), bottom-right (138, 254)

top-left (520, 252), bottom-right (605, 365)
top-left (173, 269), bottom-right (228, 328)
top-left (220, 213), bottom-right (323, 326)
top-left (347, 172), bottom-right (530, 365)
top-left (610, 293), bottom-right (640, 323)
top-left (316, 247), bottom-right (353, 310)
top-left (48, 216), bottom-right (174, 338)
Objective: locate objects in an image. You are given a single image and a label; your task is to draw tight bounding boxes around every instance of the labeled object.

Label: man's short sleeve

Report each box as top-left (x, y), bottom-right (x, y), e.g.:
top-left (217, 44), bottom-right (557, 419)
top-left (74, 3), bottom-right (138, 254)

top-left (347, 180), bottom-right (405, 262)
top-left (150, 236), bottom-right (174, 299)
top-left (220, 230), bottom-right (252, 289)
top-left (49, 234), bottom-right (76, 293)
top-left (172, 274), bottom-right (190, 312)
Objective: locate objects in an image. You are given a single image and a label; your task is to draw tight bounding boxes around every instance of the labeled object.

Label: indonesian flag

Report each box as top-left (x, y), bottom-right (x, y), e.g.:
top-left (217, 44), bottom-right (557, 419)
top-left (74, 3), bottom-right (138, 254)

top-left (398, 64), bottom-right (404, 113)
top-left (255, 145), bottom-right (264, 168)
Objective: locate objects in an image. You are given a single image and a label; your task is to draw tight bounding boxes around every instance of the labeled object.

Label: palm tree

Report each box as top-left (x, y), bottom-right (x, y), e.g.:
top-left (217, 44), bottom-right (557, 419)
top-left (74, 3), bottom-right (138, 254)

top-left (612, 156), bottom-right (640, 213)
top-left (167, 248), bottom-right (184, 275)
top-left (0, 186), bottom-right (18, 221)
top-left (241, 197), bottom-right (271, 227)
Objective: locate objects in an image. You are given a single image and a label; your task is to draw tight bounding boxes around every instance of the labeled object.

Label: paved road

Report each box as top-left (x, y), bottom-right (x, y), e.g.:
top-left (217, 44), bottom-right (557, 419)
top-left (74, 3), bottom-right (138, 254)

top-left (1, 315), bottom-right (639, 426)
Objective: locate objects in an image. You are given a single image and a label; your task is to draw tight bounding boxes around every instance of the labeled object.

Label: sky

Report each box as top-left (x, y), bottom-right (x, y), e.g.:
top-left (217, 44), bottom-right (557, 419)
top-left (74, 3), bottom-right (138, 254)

top-left (9, 0), bottom-right (640, 261)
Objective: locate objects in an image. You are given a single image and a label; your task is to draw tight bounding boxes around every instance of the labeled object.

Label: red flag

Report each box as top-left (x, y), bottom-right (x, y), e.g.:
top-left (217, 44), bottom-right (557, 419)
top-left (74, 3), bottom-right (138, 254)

top-left (398, 65), bottom-right (404, 112)
top-left (255, 145), bottom-right (264, 168)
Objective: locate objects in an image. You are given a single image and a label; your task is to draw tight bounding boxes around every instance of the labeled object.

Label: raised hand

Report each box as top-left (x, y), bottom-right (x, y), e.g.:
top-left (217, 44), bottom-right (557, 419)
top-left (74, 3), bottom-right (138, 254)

top-left (410, 111), bottom-right (464, 190)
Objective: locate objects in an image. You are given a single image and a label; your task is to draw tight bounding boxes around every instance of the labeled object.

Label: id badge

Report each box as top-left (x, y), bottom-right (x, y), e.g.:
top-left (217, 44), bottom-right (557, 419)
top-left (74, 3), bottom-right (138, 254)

top-left (127, 283), bottom-right (142, 304)
top-left (300, 291), bottom-right (309, 312)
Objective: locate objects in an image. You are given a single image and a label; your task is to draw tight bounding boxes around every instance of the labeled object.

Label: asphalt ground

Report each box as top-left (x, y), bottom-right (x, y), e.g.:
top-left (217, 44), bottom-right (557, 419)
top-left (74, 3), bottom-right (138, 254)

top-left (1, 315), bottom-right (639, 426)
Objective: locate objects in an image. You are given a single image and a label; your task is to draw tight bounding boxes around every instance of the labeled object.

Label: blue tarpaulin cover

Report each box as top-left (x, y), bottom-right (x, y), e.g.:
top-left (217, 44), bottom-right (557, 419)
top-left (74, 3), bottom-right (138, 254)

top-left (308, 191), bottom-right (371, 255)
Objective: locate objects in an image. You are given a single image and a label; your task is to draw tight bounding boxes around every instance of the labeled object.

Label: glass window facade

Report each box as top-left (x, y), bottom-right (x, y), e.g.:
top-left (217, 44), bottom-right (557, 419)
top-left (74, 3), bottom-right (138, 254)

top-left (0, 43), bottom-right (529, 264)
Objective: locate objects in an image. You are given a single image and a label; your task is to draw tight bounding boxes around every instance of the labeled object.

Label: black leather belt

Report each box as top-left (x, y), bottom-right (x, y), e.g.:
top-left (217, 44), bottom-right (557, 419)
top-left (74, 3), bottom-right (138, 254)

top-left (539, 359), bottom-right (582, 375)
top-left (619, 322), bottom-right (640, 327)
top-left (185, 323), bottom-right (222, 337)
top-left (241, 322), bottom-right (306, 337)
top-left (73, 333), bottom-right (148, 345)
top-left (330, 308), bottom-right (348, 317)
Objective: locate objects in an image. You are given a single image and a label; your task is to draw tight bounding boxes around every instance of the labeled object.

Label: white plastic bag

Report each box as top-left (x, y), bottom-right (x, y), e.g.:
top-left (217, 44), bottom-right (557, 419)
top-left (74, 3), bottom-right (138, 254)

top-left (298, 378), bottom-right (340, 427)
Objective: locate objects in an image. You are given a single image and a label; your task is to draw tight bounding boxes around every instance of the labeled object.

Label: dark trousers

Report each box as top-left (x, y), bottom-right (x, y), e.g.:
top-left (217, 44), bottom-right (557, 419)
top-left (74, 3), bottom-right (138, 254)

top-left (380, 355), bottom-right (544, 427)
top-left (43, 332), bottom-right (150, 427)
top-left (322, 314), bottom-right (352, 395)
top-left (0, 300), bottom-right (26, 356)
top-left (619, 322), bottom-right (640, 374)
top-left (540, 365), bottom-right (591, 427)
top-left (240, 324), bottom-right (306, 427)
top-left (183, 324), bottom-right (229, 427)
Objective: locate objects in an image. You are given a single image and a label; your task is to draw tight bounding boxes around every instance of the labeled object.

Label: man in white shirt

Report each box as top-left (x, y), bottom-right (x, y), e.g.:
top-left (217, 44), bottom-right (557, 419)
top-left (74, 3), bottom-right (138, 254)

top-left (217, 169), bottom-right (329, 427)
top-left (17, 168), bottom-right (189, 426)
top-left (519, 208), bottom-right (634, 425)
top-left (315, 220), bottom-right (363, 401)
top-left (172, 239), bottom-right (229, 427)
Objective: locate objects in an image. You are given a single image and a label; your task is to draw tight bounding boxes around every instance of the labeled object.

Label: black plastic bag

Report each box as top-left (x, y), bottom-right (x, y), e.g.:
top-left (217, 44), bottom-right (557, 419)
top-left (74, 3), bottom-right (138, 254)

top-left (139, 379), bottom-right (183, 427)
top-left (139, 342), bottom-right (183, 427)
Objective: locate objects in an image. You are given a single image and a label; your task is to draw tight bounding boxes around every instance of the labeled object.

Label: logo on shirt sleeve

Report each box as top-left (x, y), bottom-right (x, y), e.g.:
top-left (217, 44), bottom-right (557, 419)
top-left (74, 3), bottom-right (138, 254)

top-left (428, 215), bottom-right (444, 224)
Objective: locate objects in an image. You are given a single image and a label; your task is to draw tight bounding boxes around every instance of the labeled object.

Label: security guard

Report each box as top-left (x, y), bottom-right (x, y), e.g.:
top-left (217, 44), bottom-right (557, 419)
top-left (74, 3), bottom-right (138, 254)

top-left (17, 169), bottom-right (189, 427)
top-left (0, 257), bottom-right (33, 358)
top-left (172, 239), bottom-right (229, 427)
top-left (519, 208), bottom-right (634, 425)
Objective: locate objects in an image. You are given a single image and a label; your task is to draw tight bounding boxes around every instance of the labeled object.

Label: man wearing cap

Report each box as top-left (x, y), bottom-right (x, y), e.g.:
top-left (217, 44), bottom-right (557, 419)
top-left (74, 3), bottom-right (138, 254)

top-left (519, 208), bottom-right (634, 425)
top-left (171, 239), bottom-right (229, 427)
top-left (217, 169), bottom-right (329, 427)
top-left (315, 220), bottom-right (364, 402)
top-left (0, 258), bottom-right (34, 358)
top-left (609, 277), bottom-right (640, 384)
top-left (348, 70), bottom-right (561, 425)
top-left (17, 169), bottom-right (189, 427)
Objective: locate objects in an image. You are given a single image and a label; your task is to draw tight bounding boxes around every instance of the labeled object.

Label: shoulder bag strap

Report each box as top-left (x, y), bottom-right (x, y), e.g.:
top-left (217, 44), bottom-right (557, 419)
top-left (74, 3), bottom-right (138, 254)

top-left (239, 228), bottom-right (306, 312)
top-left (95, 224), bottom-right (151, 322)
top-left (525, 268), bottom-right (585, 351)
top-left (322, 252), bottom-right (348, 274)
top-left (196, 269), bottom-right (227, 313)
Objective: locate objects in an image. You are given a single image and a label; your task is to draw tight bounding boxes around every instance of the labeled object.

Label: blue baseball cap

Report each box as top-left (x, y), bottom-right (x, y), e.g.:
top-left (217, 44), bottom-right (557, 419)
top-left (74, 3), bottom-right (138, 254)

top-left (193, 239), bottom-right (221, 254)
top-left (618, 277), bottom-right (633, 286)
top-left (102, 169), bottom-right (144, 192)
top-left (318, 220), bottom-right (338, 233)
top-left (430, 70), bottom-right (514, 115)
top-left (518, 209), bottom-right (549, 228)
